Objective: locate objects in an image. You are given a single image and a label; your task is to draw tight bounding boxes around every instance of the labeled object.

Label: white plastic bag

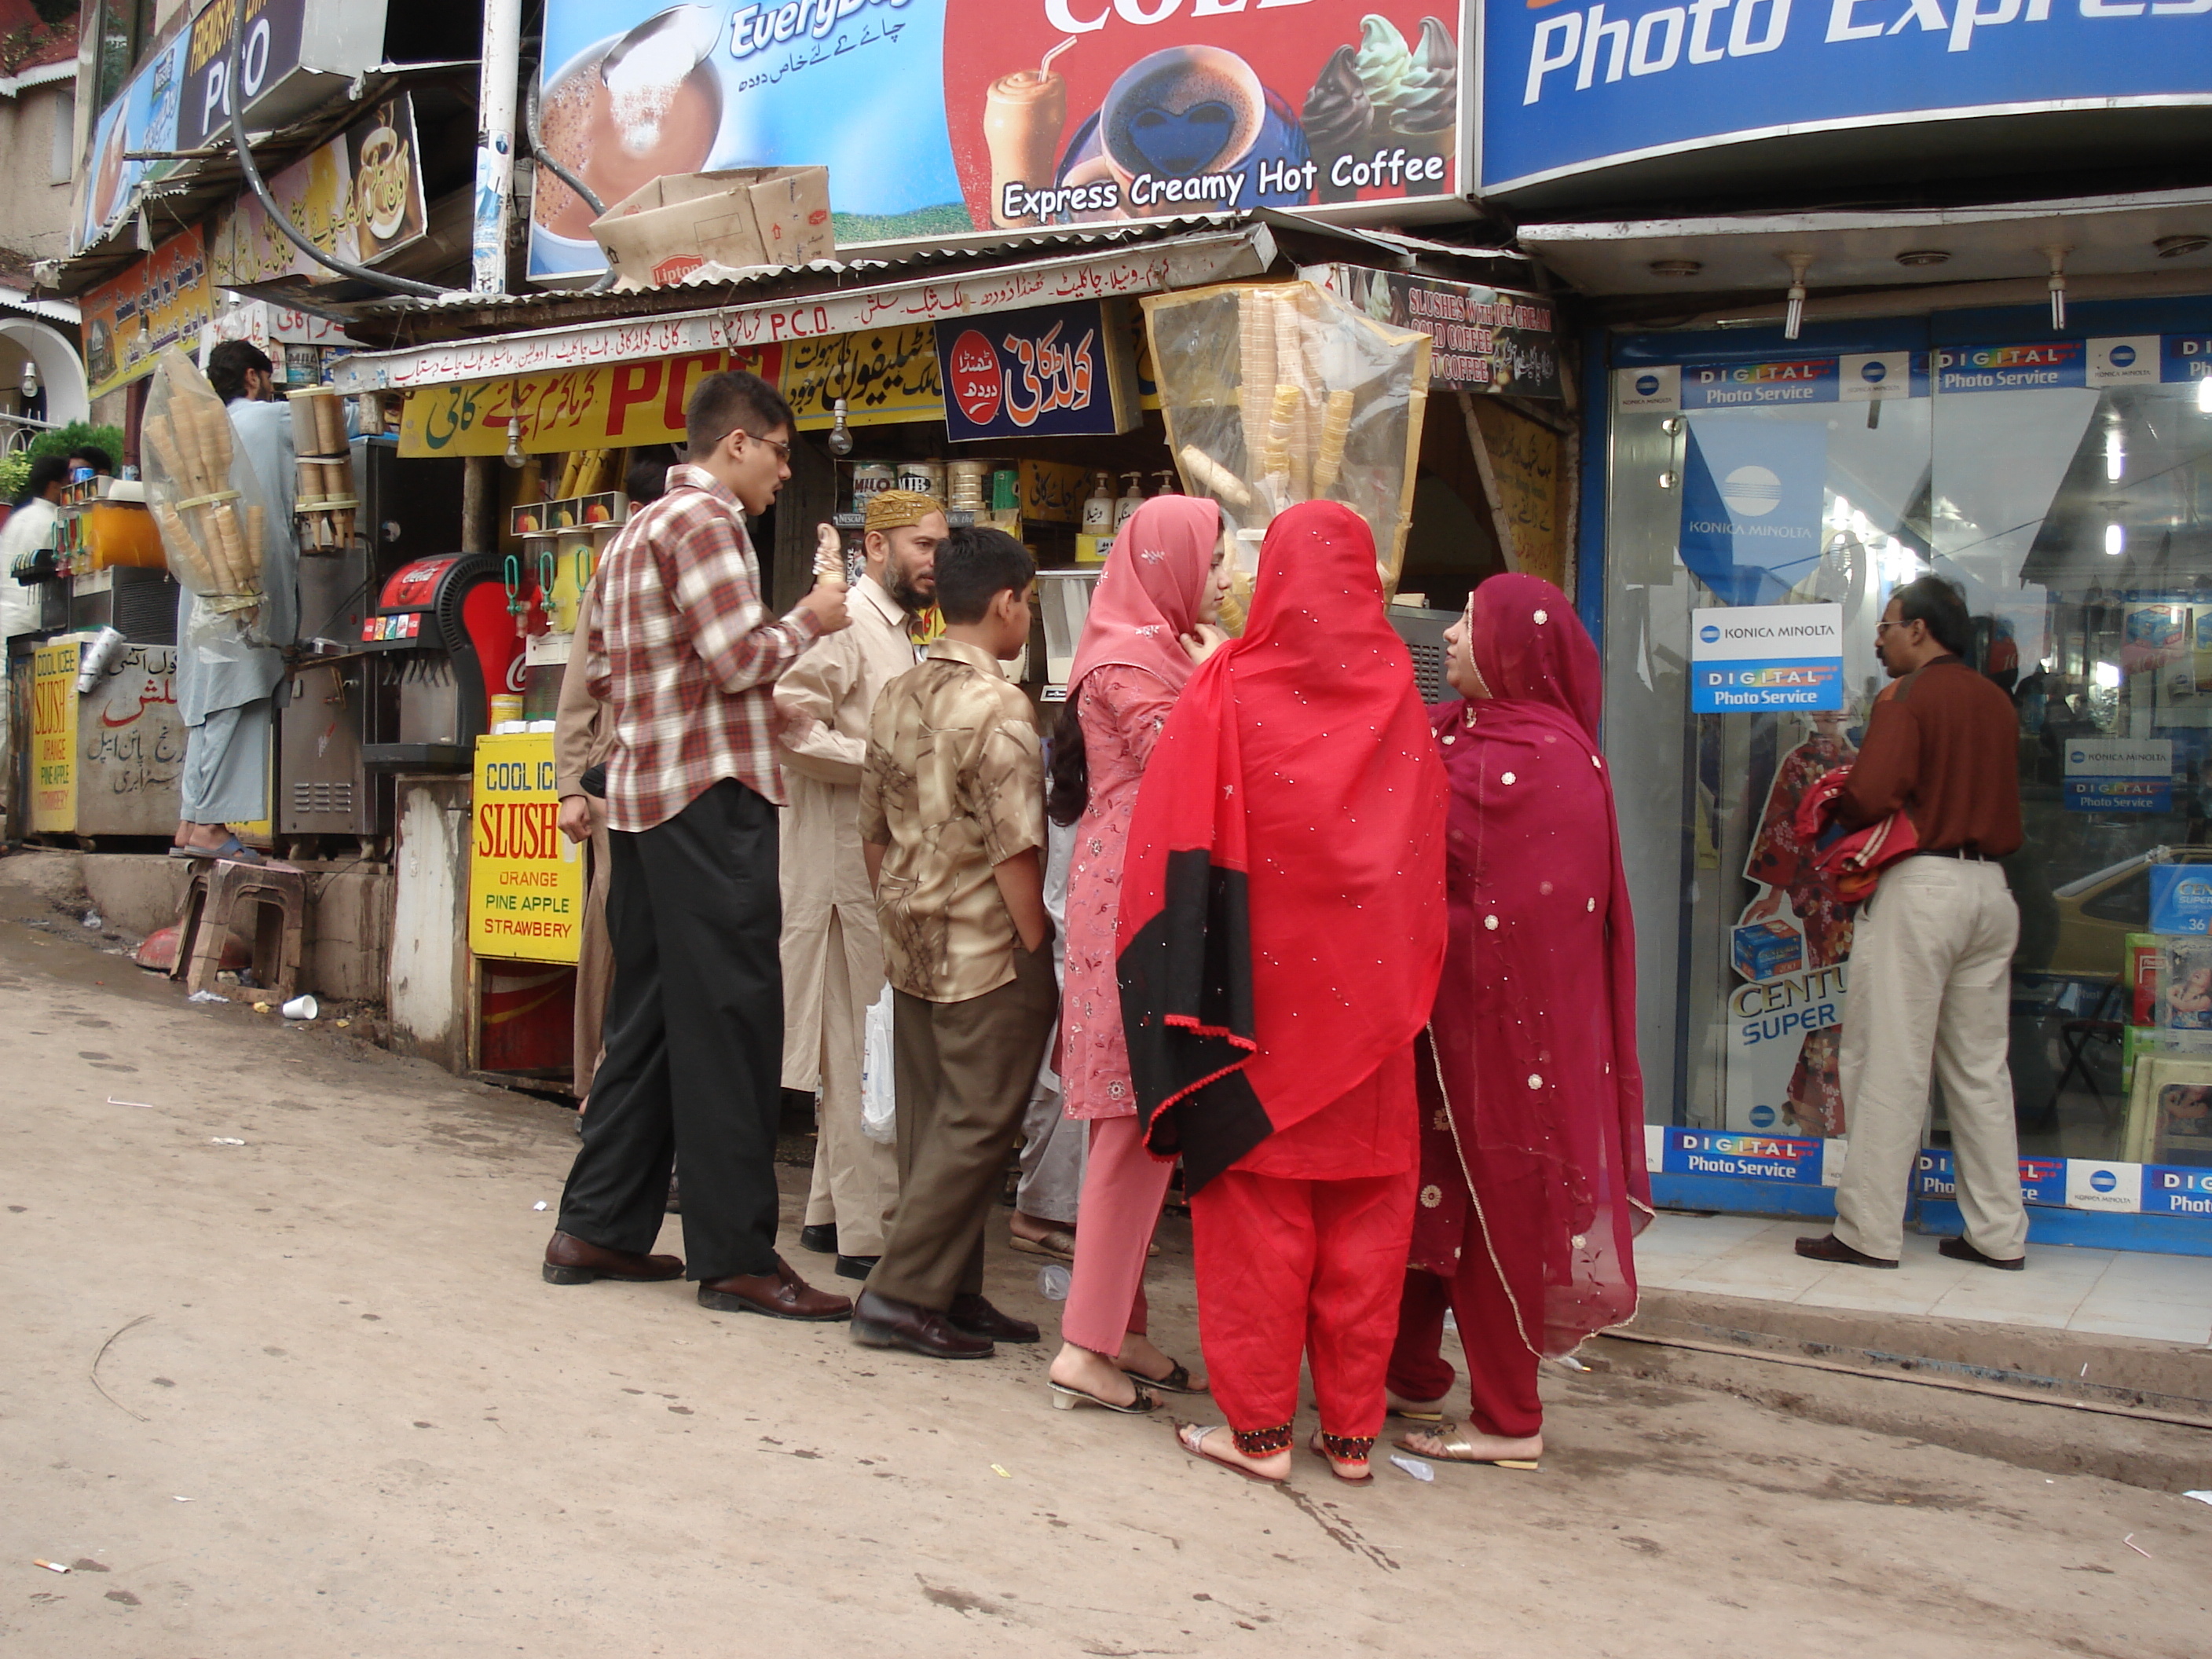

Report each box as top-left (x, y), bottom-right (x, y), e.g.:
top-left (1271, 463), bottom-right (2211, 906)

top-left (859, 983), bottom-right (896, 1144)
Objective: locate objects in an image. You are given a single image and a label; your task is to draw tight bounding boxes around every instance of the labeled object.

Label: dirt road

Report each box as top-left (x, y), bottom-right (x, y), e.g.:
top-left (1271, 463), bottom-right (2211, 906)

top-left (2, 912), bottom-right (2205, 1657)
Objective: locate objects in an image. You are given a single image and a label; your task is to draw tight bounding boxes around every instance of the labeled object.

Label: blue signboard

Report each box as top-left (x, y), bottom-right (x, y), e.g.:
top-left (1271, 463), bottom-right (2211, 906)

top-left (1663, 1127), bottom-right (1824, 1183)
top-left (1679, 423), bottom-right (1829, 607)
top-left (2144, 1166), bottom-right (2212, 1218)
top-left (1917, 1148), bottom-right (2068, 1208)
top-left (2151, 864), bottom-right (2212, 936)
top-left (935, 300), bottom-right (1138, 443)
top-left (1480, 4), bottom-right (2212, 196)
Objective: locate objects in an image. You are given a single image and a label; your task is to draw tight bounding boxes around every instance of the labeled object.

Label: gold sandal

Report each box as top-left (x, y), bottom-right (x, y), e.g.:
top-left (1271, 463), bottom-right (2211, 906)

top-left (1396, 1422), bottom-right (1540, 1470)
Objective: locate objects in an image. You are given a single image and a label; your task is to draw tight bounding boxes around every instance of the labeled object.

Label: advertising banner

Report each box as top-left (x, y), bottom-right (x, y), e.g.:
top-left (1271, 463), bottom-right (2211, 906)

top-left (2143, 1166), bottom-right (2212, 1218)
top-left (1690, 604), bottom-right (1844, 712)
top-left (1679, 424), bottom-right (1829, 610)
top-left (79, 227), bottom-right (218, 402)
top-left (178, 0), bottom-right (390, 151)
top-left (398, 345), bottom-right (784, 457)
top-left (470, 734), bottom-right (584, 964)
top-left (1310, 265), bottom-right (1559, 398)
top-left (208, 91), bottom-right (430, 287)
top-left (2063, 738), bottom-right (2174, 815)
top-left (531, 0), bottom-right (1464, 279)
top-left (1617, 354), bottom-right (1926, 414)
top-left (1933, 341), bottom-right (2086, 395)
top-left (1661, 1127), bottom-right (1826, 1184)
top-left (29, 643), bottom-right (77, 833)
top-left (936, 298), bottom-right (1137, 441)
top-left (75, 30), bottom-right (192, 255)
top-left (1480, 2), bottom-right (2212, 199)
top-left (780, 325), bottom-right (945, 431)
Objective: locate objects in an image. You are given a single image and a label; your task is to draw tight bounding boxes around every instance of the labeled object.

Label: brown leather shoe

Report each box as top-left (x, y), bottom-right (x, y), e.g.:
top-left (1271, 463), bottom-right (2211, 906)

top-left (1794, 1232), bottom-right (1899, 1269)
top-left (948, 1292), bottom-right (1039, 1343)
top-left (543, 1230), bottom-right (683, 1285)
top-left (698, 1255), bottom-right (853, 1321)
top-left (851, 1288), bottom-right (994, 1358)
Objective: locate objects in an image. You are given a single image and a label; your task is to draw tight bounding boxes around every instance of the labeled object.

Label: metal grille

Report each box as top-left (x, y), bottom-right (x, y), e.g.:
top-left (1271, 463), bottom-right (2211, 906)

top-left (1405, 639), bottom-right (1446, 705)
top-left (291, 780), bottom-right (357, 816)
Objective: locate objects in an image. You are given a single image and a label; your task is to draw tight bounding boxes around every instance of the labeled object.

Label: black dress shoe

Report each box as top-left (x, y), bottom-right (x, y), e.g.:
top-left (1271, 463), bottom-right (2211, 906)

top-left (833, 1254), bottom-right (880, 1281)
top-left (1940, 1236), bottom-right (2026, 1271)
top-left (798, 1222), bottom-right (838, 1254)
top-left (850, 1289), bottom-right (994, 1358)
top-left (1794, 1232), bottom-right (1899, 1269)
top-left (948, 1292), bottom-right (1039, 1343)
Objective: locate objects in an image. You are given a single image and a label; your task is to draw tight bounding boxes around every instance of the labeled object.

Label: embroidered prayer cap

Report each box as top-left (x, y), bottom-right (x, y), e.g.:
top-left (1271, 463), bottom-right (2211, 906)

top-left (864, 489), bottom-right (946, 534)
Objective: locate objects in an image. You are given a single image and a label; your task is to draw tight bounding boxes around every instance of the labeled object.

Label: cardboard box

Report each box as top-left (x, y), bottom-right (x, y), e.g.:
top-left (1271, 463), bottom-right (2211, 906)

top-left (591, 167), bottom-right (832, 291)
top-left (1731, 920), bottom-right (1804, 983)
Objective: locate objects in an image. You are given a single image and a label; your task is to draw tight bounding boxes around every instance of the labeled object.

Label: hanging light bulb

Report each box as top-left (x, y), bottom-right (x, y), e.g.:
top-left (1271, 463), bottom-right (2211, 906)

top-left (826, 397), bottom-right (854, 458)
top-left (1781, 252), bottom-right (1814, 342)
top-left (2045, 245), bottom-right (2070, 331)
top-left (504, 386), bottom-right (527, 470)
top-left (2105, 522), bottom-right (2126, 557)
top-left (2105, 429), bottom-right (2125, 481)
top-left (19, 358), bottom-right (37, 401)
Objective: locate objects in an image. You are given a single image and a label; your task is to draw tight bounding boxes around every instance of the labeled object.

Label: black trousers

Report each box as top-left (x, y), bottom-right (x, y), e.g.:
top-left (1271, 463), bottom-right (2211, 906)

top-left (556, 779), bottom-right (784, 1281)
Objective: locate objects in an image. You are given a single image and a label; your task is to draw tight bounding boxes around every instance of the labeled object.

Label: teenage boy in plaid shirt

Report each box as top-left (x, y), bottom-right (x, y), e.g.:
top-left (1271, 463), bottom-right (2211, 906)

top-left (543, 370), bottom-right (855, 1322)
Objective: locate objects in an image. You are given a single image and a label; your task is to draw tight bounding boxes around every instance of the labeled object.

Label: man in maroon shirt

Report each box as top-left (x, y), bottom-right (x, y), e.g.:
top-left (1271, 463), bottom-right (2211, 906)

top-left (1798, 576), bottom-right (2028, 1273)
top-left (543, 370), bottom-right (855, 1320)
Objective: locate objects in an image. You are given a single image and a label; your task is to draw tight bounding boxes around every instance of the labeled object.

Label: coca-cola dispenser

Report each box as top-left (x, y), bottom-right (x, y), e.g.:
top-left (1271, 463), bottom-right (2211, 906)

top-left (358, 554), bottom-right (538, 768)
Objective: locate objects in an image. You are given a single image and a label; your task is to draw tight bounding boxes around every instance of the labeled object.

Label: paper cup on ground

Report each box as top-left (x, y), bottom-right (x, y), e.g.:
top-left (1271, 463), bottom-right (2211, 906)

top-left (281, 994), bottom-right (319, 1020)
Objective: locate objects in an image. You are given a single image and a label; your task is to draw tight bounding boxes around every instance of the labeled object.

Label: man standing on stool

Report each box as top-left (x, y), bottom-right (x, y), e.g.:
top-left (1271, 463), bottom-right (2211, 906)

top-left (542, 369), bottom-right (853, 1319)
top-left (1799, 576), bottom-right (2027, 1273)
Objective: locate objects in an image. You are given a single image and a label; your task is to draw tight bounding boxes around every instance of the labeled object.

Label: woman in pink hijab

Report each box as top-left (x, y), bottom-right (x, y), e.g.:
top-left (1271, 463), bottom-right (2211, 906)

top-left (1387, 574), bottom-right (1651, 1467)
top-left (1045, 494), bottom-right (1229, 1414)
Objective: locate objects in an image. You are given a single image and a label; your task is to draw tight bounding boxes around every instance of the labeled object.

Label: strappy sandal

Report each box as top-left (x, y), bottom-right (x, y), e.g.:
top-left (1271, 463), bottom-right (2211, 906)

top-left (1122, 1358), bottom-right (1206, 1395)
top-left (1396, 1422), bottom-right (1541, 1470)
top-left (1011, 1229), bottom-right (1077, 1261)
top-left (1309, 1431), bottom-right (1375, 1485)
top-left (1175, 1422), bottom-right (1288, 1484)
top-left (1049, 1379), bottom-right (1159, 1415)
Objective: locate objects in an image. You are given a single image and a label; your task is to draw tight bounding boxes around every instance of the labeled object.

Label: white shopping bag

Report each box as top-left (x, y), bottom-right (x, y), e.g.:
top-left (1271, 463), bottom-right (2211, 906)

top-left (859, 983), bottom-right (897, 1144)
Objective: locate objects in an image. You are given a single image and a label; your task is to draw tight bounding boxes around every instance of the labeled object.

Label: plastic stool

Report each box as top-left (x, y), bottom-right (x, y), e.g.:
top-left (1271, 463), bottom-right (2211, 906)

top-left (173, 859), bottom-right (307, 1004)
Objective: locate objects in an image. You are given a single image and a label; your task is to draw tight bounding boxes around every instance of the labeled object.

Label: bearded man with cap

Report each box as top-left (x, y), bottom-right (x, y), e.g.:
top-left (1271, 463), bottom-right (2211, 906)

top-left (776, 489), bottom-right (947, 1279)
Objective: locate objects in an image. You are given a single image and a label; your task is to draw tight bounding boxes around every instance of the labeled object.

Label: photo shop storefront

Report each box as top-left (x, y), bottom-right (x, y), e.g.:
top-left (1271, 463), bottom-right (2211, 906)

top-left (1587, 293), bottom-right (2212, 1258)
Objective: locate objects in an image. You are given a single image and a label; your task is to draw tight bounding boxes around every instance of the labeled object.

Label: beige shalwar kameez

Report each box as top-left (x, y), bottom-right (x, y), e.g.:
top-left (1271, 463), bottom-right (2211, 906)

top-left (775, 573), bottom-right (917, 1257)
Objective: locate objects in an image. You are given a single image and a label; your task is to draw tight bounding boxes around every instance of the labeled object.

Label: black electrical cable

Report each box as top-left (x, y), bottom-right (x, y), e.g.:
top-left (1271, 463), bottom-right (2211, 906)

top-left (222, 10), bottom-right (454, 299)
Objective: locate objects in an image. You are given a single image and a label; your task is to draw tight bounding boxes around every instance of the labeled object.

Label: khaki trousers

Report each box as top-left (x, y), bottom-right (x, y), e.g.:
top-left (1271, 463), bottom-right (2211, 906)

top-left (800, 911), bottom-right (901, 1255)
top-left (867, 939), bottom-right (1058, 1312)
top-left (1833, 858), bottom-right (2027, 1263)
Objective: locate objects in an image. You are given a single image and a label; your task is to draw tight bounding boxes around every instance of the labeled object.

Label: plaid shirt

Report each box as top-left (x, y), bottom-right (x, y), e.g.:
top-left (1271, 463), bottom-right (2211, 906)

top-left (588, 465), bottom-right (822, 832)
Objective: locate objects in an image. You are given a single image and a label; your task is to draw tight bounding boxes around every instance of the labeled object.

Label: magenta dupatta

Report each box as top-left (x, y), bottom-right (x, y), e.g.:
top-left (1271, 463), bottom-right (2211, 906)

top-left (1412, 574), bottom-right (1651, 1356)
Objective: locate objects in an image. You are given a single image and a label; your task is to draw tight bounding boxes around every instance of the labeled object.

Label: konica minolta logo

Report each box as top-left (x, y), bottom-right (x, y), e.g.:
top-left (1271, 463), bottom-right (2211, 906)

top-left (1700, 624), bottom-right (1720, 643)
top-left (1635, 374), bottom-right (1660, 396)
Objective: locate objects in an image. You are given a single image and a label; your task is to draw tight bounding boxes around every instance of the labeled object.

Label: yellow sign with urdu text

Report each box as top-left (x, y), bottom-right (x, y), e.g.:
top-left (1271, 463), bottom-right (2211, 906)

top-left (1469, 399), bottom-right (1565, 591)
top-left (400, 345), bottom-right (784, 458)
top-left (469, 733), bottom-right (583, 964)
top-left (79, 226), bottom-right (217, 402)
top-left (30, 643), bottom-right (78, 833)
top-left (781, 324), bottom-right (944, 430)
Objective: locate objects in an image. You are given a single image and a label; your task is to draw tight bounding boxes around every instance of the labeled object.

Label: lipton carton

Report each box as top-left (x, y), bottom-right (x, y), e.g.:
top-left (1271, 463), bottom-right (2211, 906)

top-left (591, 167), bottom-right (833, 291)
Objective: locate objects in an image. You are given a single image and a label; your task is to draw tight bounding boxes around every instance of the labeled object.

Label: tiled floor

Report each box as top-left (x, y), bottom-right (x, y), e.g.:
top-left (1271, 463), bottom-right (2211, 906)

top-left (1637, 1211), bottom-right (2212, 1345)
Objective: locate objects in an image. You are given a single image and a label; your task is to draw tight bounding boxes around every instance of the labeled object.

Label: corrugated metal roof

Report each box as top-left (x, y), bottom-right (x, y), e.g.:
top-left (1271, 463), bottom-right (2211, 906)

top-left (0, 284), bottom-right (79, 325)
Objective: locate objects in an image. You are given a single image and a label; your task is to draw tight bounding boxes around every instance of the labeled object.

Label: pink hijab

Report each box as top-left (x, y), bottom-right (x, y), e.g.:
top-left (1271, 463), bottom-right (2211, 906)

top-left (1068, 495), bottom-right (1221, 698)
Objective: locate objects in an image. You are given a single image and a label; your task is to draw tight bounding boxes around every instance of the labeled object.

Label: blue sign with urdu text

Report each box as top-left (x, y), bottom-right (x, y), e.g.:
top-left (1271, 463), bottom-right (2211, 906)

top-left (935, 300), bottom-right (1137, 444)
top-left (1481, 3), bottom-right (2212, 195)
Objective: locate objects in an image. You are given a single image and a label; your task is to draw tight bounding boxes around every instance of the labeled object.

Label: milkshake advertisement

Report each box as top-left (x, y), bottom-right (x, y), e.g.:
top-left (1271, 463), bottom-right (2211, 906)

top-left (531, 0), bottom-right (1463, 280)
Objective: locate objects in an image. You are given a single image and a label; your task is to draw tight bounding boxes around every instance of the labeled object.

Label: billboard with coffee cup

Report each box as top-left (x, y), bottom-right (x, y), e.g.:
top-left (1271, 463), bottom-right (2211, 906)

top-left (530, 0), bottom-right (1464, 281)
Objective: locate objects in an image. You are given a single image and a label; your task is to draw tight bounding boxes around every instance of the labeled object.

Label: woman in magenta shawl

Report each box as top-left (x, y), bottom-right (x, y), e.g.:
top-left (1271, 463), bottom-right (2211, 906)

top-left (1387, 574), bottom-right (1652, 1467)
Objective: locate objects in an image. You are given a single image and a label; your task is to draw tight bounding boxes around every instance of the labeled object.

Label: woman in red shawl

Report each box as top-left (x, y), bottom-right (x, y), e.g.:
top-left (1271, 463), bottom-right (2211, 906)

top-left (1046, 493), bottom-right (1228, 1415)
top-left (1117, 500), bottom-right (1447, 1484)
top-left (1387, 574), bottom-right (1651, 1467)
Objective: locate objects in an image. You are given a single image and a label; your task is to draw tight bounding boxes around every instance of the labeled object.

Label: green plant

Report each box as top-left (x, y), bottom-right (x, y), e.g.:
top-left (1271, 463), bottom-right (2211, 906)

top-left (0, 449), bottom-right (28, 503)
top-left (27, 421), bottom-right (126, 472)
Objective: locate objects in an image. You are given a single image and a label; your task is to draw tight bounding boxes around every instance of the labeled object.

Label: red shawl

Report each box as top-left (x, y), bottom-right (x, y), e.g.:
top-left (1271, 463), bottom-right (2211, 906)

top-left (1413, 573), bottom-right (1651, 1356)
top-left (1115, 500), bottom-right (1448, 1189)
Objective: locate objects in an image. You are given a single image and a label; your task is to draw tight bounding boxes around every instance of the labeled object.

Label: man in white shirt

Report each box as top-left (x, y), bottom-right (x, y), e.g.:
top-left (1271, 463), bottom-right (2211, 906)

top-left (775, 488), bottom-right (944, 1280)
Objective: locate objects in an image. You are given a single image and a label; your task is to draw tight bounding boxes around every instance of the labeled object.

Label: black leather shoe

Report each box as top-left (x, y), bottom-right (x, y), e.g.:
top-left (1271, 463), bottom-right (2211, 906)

top-left (948, 1293), bottom-right (1039, 1343)
top-left (1794, 1232), bottom-right (1899, 1269)
top-left (1939, 1236), bottom-right (2025, 1271)
top-left (798, 1222), bottom-right (839, 1254)
top-left (833, 1254), bottom-right (880, 1281)
top-left (850, 1289), bottom-right (994, 1358)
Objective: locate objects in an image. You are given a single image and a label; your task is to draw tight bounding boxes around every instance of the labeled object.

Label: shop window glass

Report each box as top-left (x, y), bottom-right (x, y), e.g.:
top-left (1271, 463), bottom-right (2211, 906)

top-left (1604, 341), bottom-right (2212, 1166)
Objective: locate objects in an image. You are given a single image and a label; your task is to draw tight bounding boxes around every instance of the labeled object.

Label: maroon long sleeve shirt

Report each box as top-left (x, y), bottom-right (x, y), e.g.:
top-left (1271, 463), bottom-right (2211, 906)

top-left (1836, 655), bottom-right (2022, 857)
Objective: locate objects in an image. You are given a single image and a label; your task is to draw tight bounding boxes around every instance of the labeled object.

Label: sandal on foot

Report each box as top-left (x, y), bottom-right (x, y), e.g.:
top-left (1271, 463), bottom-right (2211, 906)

top-left (1175, 1423), bottom-right (1287, 1484)
top-left (1387, 1392), bottom-right (1448, 1423)
top-left (1309, 1432), bottom-right (1375, 1485)
top-left (1397, 1423), bottom-right (1540, 1469)
top-left (1122, 1358), bottom-right (1206, 1396)
top-left (1010, 1229), bottom-right (1077, 1261)
top-left (1049, 1378), bottom-right (1159, 1415)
